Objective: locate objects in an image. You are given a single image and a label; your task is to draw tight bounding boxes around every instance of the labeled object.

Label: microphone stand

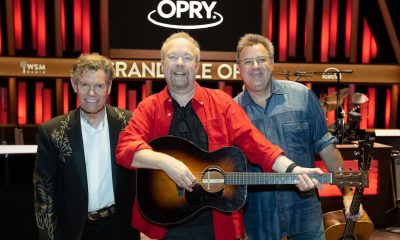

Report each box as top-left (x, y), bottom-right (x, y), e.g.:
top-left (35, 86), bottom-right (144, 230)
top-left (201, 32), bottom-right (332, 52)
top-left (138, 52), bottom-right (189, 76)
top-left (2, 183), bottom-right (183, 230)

top-left (335, 71), bottom-right (344, 144)
top-left (278, 71), bottom-right (314, 82)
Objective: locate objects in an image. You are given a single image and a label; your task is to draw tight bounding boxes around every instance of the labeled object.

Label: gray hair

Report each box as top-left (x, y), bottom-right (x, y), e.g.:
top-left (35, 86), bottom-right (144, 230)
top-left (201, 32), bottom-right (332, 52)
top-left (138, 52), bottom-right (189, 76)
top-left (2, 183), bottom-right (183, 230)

top-left (161, 32), bottom-right (200, 63)
top-left (71, 53), bottom-right (114, 84)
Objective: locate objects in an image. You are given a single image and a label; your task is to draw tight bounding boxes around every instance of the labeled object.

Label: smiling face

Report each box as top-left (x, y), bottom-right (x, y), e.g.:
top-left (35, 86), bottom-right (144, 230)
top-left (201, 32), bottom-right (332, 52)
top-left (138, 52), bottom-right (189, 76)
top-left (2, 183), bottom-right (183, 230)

top-left (71, 69), bottom-right (111, 119)
top-left (162, 37), bottom-right (199, 94)
top-left (238, 43), bottom-right (274, 94)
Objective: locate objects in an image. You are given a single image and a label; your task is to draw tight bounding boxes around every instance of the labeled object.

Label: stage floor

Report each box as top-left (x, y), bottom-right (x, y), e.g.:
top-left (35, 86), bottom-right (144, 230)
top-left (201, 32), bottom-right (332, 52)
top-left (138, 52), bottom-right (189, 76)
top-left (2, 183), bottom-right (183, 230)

top-left (140, 228), bottom-right (400, 240)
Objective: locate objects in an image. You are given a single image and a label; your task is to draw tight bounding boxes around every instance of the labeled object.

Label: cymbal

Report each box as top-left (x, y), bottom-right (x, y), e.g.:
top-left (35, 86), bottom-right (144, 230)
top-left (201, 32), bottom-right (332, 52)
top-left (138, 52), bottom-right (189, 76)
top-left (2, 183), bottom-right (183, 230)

top-left (348, 111), bottom-right (361, 117)
top-left (319, 88), bottom-right (350, 112)
top-left (321, 102), bottom-right (340, 112)
top-left (322, 88), bottom-right (350, 103)
top-left (351, 92), bottom-right (369, 104)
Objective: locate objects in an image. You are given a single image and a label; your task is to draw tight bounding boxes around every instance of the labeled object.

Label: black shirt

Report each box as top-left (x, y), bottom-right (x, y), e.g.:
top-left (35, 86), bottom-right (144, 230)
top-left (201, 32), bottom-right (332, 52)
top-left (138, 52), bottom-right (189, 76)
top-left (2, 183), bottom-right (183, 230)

top-left (166, 98), bottom-right (214, 240)
top-left (169, 99), bottom-right (208, 151)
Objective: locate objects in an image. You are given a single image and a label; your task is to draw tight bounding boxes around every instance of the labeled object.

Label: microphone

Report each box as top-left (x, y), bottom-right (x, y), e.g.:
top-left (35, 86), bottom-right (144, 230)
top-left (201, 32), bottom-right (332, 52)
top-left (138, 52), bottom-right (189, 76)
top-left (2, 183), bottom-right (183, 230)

top-left (294, 71), bottom-right (307, 76)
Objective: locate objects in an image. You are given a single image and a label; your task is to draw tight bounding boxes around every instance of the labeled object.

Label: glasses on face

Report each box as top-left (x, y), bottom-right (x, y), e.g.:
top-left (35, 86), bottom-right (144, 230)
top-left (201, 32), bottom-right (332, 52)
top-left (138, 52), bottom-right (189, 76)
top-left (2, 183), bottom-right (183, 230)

top-left (239, 56), bottom-right (271, 66)
top-left (77, 82), bottom-right (108, 94)
top-left (166, 53), bottom-right (195, 63)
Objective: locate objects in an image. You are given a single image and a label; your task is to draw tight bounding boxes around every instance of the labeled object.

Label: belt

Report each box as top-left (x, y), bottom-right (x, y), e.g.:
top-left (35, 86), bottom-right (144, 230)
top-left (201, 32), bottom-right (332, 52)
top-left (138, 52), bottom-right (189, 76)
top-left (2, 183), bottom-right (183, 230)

top-left (87, 204), bottom-right (116, 221)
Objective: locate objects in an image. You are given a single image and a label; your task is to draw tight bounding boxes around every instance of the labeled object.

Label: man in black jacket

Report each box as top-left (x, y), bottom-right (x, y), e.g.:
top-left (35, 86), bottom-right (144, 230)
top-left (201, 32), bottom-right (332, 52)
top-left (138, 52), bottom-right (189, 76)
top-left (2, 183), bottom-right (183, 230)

top-left (33, 54), bottom-right (140, 240)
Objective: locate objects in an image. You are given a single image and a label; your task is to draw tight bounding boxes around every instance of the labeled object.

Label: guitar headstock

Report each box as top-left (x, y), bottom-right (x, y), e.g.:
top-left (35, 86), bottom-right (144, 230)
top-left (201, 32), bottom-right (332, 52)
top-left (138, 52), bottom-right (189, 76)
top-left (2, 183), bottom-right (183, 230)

top-left (332, 171), bottom-right (369, 188)
top-left (355, 137), bottom-right (374, 171)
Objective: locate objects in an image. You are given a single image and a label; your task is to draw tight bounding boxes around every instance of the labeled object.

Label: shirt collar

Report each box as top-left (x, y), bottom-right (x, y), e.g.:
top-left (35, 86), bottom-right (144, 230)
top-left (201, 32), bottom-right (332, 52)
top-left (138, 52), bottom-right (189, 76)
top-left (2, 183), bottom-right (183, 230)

top-left (270, 78), bottom-right (286, 95)
top-left (80, 108), bottom-right (107, 130)
top-left (191, 82), bottom-right (205, 105)
top-left (161, 82), bottom-right (204, 106)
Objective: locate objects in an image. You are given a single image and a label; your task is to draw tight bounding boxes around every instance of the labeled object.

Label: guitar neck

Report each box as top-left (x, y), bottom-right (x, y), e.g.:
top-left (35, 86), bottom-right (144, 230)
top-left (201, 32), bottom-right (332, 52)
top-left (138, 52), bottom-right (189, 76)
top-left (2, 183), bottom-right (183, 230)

top-left (222, 172), bottom-right (333, 185)
top-left (343, 187), bottom-right (364, 238)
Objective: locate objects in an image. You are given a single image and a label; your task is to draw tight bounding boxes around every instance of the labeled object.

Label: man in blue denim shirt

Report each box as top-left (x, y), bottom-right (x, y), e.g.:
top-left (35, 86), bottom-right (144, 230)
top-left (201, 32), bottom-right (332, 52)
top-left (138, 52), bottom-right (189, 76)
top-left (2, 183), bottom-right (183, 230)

top-left (234, 34), bottom-right (361, 240)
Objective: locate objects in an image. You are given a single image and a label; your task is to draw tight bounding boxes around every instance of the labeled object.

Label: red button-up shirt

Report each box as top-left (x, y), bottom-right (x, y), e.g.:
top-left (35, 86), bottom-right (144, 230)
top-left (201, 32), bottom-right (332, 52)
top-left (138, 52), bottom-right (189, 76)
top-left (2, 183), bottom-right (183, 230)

top-left (116, 83), bottom-right (284, 240)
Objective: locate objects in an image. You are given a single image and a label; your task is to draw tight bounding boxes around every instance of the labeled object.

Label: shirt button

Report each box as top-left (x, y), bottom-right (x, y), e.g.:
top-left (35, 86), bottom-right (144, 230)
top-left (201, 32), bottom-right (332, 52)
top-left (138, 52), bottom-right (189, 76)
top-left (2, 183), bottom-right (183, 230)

top-left (200, 101), bottom-right (204, 105)
top-left (168, 98), bottom-right (172, 102)
top-left (168, 113), bottom-right (171, 117)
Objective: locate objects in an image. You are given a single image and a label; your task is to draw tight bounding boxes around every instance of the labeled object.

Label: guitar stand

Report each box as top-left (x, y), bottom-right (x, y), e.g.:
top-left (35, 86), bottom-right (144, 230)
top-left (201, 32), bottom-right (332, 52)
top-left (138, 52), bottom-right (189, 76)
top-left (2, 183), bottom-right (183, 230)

top-left (385, 200), bottom-right (400, 233)
top-left (386, 227), bottom-right (400, 233)
top-left (385, 150), bottom-right (400, 233)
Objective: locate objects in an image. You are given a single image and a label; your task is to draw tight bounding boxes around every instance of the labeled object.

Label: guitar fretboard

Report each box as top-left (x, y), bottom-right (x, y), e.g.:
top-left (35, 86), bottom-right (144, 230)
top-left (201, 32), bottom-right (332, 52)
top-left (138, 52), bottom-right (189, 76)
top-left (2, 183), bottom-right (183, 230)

top-left (343, 187), bottom-right (364, 238)
top-left (223, 172), bottom-right (333, 185)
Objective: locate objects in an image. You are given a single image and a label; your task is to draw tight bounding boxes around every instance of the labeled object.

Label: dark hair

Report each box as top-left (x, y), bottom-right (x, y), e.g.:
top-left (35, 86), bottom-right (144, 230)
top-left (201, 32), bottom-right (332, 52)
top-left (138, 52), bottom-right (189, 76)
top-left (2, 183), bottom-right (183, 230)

top-left (236, 34), bottom-right (274, 62)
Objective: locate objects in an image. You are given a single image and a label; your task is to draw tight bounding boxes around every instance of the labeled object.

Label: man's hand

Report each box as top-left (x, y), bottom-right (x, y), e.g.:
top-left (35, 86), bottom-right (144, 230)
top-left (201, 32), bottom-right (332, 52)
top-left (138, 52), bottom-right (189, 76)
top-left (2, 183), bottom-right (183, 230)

top-left (343, 190), bottom-right (365, 220)
top-left (132, 149), bottom-right (197, 192)
top-left (292, 166), bottom-right (324, 192)
top-left (159, 157), bottom-right (197, 192)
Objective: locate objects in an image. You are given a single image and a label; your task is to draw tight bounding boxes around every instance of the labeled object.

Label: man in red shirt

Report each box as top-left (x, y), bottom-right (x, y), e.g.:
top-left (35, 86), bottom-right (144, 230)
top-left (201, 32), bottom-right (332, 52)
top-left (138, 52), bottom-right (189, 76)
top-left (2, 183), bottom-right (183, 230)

top-left (116, 32), bottom-right (323, 240)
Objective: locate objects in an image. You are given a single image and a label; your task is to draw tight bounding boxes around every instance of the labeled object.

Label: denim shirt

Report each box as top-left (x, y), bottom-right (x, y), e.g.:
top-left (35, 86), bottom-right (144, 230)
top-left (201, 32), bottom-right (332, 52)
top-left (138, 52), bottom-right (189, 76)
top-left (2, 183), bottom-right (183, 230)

top-left (235, 79), bottom-right (336, 239)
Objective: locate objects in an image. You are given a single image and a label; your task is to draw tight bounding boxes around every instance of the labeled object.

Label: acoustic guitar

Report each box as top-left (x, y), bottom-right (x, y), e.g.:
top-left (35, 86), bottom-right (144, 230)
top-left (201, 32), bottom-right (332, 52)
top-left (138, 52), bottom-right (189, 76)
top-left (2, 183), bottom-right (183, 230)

top-left (323, 139), bottom-right (374, 240)
top-left (137, 136), bottom-right (369, 225)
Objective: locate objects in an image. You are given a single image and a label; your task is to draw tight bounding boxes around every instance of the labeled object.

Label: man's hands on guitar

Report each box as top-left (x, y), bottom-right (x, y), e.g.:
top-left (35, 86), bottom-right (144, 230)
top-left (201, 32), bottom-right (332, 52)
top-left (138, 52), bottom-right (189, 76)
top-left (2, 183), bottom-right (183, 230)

top-left (292, 166), bottom-right (324, 192)
top-left (159, 156), bottom-right (197, 192)
top-left (273, 155), bottom-right (324, 192)
top-left (132, 149), bottom-right (197, 192)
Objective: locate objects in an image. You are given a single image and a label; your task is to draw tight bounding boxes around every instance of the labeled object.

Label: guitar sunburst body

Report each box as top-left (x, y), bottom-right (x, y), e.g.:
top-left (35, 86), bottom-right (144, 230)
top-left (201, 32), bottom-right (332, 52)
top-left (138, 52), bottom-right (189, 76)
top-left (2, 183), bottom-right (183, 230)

top-left (137, 136), bottom-right (369, 225)
top-left (137, 136), bottom-right (247, 225)
top-left (323, 210), bottom-right (374, 240)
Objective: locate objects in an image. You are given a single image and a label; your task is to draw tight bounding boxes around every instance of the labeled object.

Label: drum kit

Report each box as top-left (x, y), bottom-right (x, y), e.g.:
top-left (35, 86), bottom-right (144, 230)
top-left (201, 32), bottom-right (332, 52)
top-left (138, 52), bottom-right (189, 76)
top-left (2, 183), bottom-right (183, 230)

top-left (319, 88), bottom-right (369, 144)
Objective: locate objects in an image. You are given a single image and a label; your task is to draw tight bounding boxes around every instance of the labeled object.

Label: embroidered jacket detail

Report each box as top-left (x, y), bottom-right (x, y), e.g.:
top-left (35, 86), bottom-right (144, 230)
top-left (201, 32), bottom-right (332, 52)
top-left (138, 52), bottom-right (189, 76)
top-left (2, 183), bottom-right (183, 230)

top-left (113, 107), bottom-right (128, 129)
top-left (34, 176), bottom-right (56, 240)
top-left (50, 116), bottom-right (72, 162)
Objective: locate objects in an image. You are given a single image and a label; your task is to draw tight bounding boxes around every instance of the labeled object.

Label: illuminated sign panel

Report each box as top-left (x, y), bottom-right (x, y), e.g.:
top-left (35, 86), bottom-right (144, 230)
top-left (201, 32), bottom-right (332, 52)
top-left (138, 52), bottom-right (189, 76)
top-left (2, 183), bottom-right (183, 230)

top-left (147, 0), bottom-right (223, 29)
top-left (109, 0), bottom-right (262, 52)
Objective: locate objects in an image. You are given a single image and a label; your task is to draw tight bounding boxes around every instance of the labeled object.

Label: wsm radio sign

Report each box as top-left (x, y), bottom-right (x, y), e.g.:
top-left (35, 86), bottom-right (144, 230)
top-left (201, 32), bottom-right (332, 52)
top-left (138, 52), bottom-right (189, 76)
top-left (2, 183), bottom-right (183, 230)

top-left (20, 61), bottom-right (46, 74)
top-left (147, 0), bottom-right (223, 29)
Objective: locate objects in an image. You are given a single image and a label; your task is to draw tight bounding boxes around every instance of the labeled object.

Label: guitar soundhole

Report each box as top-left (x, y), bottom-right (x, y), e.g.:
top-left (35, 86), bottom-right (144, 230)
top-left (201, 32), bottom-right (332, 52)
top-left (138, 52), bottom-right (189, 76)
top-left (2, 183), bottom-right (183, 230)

top-left (200, 167), bottom-right (225, 193)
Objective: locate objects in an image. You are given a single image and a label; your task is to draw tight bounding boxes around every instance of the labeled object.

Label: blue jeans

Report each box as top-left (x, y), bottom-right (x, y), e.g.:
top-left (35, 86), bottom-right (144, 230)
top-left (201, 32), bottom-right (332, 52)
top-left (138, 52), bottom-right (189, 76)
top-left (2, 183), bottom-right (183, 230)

top-left (286, 222), bottom-right (325, 240)
top-left (246, 221), bottom-right (324, 240)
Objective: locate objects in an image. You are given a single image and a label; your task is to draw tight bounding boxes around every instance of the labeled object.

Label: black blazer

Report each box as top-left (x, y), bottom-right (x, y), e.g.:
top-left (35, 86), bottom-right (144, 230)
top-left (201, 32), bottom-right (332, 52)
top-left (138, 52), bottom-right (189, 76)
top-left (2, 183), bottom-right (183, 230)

top-left (33, 106), bottom-right (139, 240)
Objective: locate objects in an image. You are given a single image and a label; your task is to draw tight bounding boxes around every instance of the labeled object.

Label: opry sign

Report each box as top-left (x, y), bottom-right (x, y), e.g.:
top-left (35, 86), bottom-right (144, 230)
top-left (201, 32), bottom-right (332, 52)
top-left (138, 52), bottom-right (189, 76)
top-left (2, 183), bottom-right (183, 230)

top-left (147, 0), bottom-right (223, 29)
